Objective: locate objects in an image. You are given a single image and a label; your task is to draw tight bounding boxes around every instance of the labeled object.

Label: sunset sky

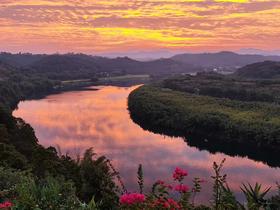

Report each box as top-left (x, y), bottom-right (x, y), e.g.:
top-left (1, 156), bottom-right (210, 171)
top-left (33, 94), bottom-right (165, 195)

top-left (1, 0), bottom-right (280, 54)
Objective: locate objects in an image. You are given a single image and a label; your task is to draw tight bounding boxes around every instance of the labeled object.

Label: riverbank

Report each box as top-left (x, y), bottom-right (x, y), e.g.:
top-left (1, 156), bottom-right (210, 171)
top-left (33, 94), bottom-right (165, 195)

top-left (11, 74), bottom-right (151, 110)
top-left (0, 74), bottom-right (150, 209)
top-left (128, 83), bottom-right (280, 166)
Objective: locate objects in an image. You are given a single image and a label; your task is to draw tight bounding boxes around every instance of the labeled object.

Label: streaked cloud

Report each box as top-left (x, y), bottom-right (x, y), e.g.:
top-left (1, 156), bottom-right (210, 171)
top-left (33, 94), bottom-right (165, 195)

top-left (0, 0), bottom-right (279, 53)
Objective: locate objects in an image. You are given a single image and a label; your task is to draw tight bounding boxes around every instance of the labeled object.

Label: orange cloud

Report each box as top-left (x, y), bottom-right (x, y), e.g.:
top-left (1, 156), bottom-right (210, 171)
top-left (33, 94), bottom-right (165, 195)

top-left (0, 0), bottom-right (279, 53)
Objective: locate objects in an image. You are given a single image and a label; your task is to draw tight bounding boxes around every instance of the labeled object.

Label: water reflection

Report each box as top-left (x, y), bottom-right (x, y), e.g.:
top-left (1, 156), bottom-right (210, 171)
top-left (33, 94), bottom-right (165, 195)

top-left (13, 86), bottom-right (280, 203)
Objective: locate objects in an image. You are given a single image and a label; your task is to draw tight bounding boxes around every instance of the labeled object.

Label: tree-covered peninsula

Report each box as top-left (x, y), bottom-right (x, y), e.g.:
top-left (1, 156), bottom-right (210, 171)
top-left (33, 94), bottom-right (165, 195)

top-left (128, 73), bottom-right (280, 166)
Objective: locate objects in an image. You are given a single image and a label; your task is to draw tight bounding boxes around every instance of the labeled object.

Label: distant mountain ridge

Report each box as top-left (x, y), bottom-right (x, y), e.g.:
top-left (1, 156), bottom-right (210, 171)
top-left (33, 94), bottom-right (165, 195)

top-left (238, 48), bottom-right (280, 56)
top-left (171, 51), bottom-right (280, 68)
top-left (0, 53), bottom-right (200, 80)
top-left (0, 52), bottom-right (45, 67)
top-left (1, 51), bottom-right (280, 80)
top-left (29, 54), bottom-right (199, 78)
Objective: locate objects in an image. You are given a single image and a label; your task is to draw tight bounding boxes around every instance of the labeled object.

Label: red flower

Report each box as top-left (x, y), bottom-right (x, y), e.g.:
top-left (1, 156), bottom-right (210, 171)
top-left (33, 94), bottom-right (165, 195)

top-left (167, 198), bottom-right (181, 209)
top-left (156, 180), bottom-right (165, 185)
top-left (166, 184), bottom-right (173, 190)
top-left (0, 201), bottom-right (12, 208)
top-left (119, 193), bottom-right (145, 205)
top-left (163, 201), bottom-right (170, 208)
top-left (174, 184), bottom-right (189, 193)
top-left (173, 167), bottom-right (188, 181)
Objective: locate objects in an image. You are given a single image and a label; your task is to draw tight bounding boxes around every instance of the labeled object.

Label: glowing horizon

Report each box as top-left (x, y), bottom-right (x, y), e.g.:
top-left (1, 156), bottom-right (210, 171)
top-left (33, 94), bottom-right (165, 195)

top-left (0, 0), bottom-right (280, 54)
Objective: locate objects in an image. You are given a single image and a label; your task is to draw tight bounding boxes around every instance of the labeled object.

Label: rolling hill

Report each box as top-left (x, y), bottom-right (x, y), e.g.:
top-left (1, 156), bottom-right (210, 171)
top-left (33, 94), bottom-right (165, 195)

top-left (171, 51), bottom-right (280, 68)
top-left (0, 53), bottom-right (199, 80)
top-left (234, 61), bottom-right (280, 79)
top-left (1, 52), bottom-right (280, 80)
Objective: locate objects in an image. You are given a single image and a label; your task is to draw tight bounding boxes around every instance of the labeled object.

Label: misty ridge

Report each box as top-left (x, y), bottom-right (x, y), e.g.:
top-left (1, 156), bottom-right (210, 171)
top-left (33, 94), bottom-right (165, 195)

top-left (1, 51), bottom-right (280, 80)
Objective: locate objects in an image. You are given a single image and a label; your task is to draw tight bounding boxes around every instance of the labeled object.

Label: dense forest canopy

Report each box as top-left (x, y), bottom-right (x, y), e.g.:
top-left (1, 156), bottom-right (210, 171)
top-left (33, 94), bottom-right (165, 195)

top-left (161, 73), bottom-right (280, 103)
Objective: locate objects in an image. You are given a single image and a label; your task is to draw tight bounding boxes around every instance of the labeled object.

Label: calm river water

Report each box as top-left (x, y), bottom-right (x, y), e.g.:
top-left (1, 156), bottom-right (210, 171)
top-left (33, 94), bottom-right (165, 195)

top-left (13, 85), bottom-right (280, 203)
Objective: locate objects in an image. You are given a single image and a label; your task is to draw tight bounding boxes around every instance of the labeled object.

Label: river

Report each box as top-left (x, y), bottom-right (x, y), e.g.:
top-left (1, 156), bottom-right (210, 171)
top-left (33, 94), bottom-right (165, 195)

top-left (13, 85), bottom-right (280, 204)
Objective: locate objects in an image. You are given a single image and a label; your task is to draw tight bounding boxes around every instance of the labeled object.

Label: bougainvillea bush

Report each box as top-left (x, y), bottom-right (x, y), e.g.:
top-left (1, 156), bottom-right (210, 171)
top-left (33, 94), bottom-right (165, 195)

top-left (117, 160), bottom-right (280, 210)
top-left (1, 159), bottom-right (280, 210)
top-left (118, 165), bottom-right (208, 210)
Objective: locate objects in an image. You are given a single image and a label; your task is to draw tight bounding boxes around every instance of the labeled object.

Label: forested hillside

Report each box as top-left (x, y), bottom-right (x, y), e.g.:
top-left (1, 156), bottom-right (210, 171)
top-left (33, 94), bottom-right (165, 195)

top-left (235, 61), bottom-right (280, 79)
top-left (2, 52), bottom-right (280, 81)
top-left (0, 62), bottom-right (56, 108)
top-left (171, 51), bottom-right (280, 68)
top-left (0, 60), bottom-right (119, 209)
top-left (0, 53), bottom-right (200, 80)
top-left (161, 72), bottom-right (280, 103)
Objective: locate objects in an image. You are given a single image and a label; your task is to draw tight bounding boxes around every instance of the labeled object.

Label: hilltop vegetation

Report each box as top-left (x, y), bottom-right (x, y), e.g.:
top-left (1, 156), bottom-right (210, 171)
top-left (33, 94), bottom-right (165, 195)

top-left (1, 52), bottom-right (280, 81)
top-left (0, 62), bottom-right (56, 108)
top-left (0, 53), bottom-right (200, 80)
top-left (162, 73), bottom-right (280, 103)
top-left (235, 61), bottom-right (280, 79)
top-left (171, 51), bottom-right (280, 68)
top-left (0, 52), bottom-right (44, 67)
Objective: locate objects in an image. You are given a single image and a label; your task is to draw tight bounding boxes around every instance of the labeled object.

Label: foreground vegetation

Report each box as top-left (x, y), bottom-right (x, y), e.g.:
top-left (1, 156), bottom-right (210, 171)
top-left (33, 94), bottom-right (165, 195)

top-left (1, 160), bottom-right (280, 209)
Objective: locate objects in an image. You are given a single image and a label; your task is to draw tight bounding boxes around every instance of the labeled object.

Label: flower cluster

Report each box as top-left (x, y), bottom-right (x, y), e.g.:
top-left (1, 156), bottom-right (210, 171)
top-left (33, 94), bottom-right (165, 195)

top-left (0, 201), bottom-right (12, 209)
top-left (174, 184), bottom-right (189, 193)
top-left (153, 198), bottom-right (181, 209)
top-left (173, 167), bottom-right (188, 181)
top-left (118, 166), bottom-right (201, 209)
top-left (119, 193), bottom-right (145, 205)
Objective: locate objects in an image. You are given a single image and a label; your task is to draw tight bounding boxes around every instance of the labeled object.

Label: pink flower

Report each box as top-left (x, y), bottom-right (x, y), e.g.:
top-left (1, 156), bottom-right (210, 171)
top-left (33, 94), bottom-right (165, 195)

top-left (119, 193), bottom-right (145, 205)
top-left (174, 184), bottom-right (189, 193)
top-left (173, 167), bottom-right (188, 181)
top-left (156, 180), bottom-right (165, 185)
top-left (153, 198), bottom-right (181, 209)
top-left (0, 201), bottom-right (12, 208)
top-left (166, 184), bottom-right (173, 190)
top-left (167, 198), bottom-right (181, 209)
top-left (163, 201), bottom-right (170, 208)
